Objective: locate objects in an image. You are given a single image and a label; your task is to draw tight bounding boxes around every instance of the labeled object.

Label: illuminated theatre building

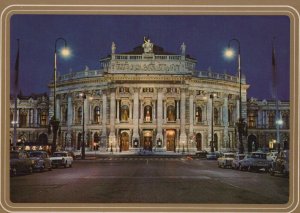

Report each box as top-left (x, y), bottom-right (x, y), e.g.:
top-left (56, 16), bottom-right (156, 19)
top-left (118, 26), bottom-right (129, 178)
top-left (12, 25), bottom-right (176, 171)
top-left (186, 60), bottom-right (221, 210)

top-left (10, 38), bottom-right (290, 153)
top-left (49, 38), bottom-right (249, 153)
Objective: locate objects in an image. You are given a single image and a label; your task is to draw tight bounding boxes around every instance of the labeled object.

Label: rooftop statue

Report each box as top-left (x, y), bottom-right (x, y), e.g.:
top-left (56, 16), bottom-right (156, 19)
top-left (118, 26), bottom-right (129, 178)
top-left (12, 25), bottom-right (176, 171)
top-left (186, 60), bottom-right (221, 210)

top-left (142, 36), bottom-right (153, 53)
top-left (112, 42), bottom-right (116, 54)
top-left (180, 42), bottom-right (186, 55)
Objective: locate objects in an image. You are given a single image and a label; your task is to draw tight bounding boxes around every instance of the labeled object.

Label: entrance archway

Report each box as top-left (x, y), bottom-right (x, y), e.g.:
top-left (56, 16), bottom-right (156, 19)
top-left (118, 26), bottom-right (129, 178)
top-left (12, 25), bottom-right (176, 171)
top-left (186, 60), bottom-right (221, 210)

top-left (143, 130), bottom-right (153, 151)
top-left (120, 132), bottom-right (129, 151)
top-left (77, 133), bottom-right (82, 150)
top-left (38, 133), bottom-right (48, 145)
top-left (196, 133), bottom-right (202, 151)
top-left (248, 134), bottom-right (258, 152)
top-left (214, 133), bottom-right (218, 151)
top-left (166, 130), bottom-right (176, 151)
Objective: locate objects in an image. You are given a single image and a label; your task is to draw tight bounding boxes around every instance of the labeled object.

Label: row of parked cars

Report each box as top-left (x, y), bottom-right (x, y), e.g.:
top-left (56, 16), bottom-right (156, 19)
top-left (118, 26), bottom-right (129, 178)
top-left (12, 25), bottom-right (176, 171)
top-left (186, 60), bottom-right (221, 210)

top-left (196, 150), bottom-right (289, 176)
top-left (10, 150), bottom-right (75, 176)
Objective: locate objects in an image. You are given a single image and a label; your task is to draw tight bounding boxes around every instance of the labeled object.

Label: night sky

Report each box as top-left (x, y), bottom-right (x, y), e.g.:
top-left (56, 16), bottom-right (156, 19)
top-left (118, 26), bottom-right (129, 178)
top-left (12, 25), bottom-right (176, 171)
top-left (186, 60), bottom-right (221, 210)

top-left (10, 15), bottom-right (290, 100)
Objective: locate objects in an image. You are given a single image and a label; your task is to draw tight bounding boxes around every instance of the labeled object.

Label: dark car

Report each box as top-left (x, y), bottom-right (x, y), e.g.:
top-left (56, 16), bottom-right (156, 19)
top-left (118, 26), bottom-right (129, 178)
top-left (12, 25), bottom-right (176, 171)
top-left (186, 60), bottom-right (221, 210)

top-left (269, 150), bottom-right (289, 177)
top-left (195, 150), bottom-right (208, 158)
top-left (10, 150), bottom-right (34, 176)
top-left (29, 151), bottom-right (52, 172)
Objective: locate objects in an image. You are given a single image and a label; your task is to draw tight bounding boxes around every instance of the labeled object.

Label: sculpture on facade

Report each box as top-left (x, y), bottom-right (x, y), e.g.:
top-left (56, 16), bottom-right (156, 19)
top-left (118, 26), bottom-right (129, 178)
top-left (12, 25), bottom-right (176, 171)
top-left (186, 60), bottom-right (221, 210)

top-left (142, 36), bottom-right (153, 53)
top-left (180, 42), bottom-right (186, 55)
top-left (112, 42), bottom-right (116, 54)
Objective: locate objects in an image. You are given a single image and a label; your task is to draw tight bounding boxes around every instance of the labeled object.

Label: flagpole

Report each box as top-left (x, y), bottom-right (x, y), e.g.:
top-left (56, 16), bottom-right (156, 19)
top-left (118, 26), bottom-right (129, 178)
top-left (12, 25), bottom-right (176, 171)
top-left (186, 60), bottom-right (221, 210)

top-left (13, 39), bottom-right (20, 150)
top-left (272, 38), bottom-right (281, 151)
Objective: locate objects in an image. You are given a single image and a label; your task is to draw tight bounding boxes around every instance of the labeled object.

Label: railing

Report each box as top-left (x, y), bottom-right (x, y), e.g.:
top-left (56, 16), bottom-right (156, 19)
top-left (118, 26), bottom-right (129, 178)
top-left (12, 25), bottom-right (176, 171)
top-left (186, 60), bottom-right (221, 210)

top-left (58, 70), bottom-right (104, 82)
top-left (197, 70), bottom-right (246, 83)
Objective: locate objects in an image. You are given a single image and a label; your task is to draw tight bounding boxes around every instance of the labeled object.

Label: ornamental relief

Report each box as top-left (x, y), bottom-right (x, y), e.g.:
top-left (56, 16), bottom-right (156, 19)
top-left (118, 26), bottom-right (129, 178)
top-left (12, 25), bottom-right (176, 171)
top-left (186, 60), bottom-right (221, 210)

top-left (111, 61), bottom-right (180, 72)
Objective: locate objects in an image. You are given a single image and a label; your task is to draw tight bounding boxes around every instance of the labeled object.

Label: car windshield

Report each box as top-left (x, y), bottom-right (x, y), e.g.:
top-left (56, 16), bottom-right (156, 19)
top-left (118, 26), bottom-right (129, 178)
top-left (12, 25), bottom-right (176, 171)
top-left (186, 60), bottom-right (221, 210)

top-left (52, 152), bottom-right (67, 157)
top-left (10, 152), bottom-right (19, 159)
top-left (251, 153), bottom-right (266, 159)
top-left (29, 152), bottom-right (43, 157)
top-left (224, 154), bottom-right (235, 158)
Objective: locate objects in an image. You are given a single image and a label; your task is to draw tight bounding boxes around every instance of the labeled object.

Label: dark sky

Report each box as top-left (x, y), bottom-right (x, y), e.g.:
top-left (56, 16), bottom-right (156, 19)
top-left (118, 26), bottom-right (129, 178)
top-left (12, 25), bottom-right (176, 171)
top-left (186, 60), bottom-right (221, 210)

top-left (10, 15), bottom-right (290, 100)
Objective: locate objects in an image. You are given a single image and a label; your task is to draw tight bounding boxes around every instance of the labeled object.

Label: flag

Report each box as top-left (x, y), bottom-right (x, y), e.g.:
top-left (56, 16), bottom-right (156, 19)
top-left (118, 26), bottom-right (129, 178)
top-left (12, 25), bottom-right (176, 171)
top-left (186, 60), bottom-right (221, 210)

top-left (14, 39), bottom-right (20, 86)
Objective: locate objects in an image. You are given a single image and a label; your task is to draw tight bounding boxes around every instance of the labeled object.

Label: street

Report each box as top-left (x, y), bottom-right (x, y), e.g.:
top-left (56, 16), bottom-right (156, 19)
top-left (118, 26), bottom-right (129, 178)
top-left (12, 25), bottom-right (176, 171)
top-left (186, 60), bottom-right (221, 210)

top-left (10, 156), bottom-right (289, 204)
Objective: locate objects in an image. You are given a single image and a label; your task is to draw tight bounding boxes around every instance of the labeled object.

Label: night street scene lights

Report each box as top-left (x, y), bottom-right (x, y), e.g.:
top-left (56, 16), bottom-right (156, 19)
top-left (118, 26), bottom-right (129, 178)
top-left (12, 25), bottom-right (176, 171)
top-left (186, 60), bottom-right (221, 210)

top-left (79, 93), bottom-right (87, 160)
top-left (224, 38), bottom-right (247, 154)
top-left (50, 38), bottom-right (71, 154)
top-left (210, 93), bottom-right (217, 152)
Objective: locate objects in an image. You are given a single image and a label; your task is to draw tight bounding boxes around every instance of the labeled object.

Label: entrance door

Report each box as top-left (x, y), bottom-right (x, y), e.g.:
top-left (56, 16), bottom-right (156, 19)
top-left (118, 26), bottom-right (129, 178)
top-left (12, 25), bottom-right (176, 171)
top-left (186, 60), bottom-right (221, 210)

top-left (120, 132), bottom-right (129, 151)
top-left (143, 130), bottom-right (153, 151)
top-left (196, 133), bottom-right (202, 151)
top-left (166, 130), bottom-right (176, 151)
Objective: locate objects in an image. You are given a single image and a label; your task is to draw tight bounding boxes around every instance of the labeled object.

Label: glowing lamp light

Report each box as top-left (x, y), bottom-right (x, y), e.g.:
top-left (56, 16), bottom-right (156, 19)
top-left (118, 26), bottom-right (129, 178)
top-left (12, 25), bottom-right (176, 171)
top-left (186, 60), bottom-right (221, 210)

top-left (276, 119), bottom-right (283, 125)
top-left (224, 48), bottom-right (235, 59)
top-left (60, 47), bottom-right (71, 57)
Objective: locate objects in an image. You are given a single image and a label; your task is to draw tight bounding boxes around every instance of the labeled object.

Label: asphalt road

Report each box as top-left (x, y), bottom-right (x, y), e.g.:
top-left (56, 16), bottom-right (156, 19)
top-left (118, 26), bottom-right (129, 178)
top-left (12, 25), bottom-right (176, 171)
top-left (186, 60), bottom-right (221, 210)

top-left (10, 156), bottom-right (289, 204)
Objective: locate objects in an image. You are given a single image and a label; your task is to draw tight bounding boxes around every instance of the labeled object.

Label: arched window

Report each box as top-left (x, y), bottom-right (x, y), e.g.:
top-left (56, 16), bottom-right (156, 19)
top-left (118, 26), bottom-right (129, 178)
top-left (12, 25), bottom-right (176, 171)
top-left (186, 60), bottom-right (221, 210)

top-left (167, 105), bottom-right (176, 122)
top-left (195, 107), bottom-right (202, 123)
top-left (282, 112), bottom-right (289, 129)
top-left (248, 111), bottom-right (257, 128)
top-left (214, 108), bottom-right (219, 125)
top-left (64, 108), bottom-right (68, 123)
top-left (268, 112), bottom-right (275, 128)
top-left (121, 105), bottom-right (129, 122)
top-left (78, 107), bottom-right (82, 123)
top-left (41, 111), bottom-right (47, 126)
top-left (19, 110), bottom-right (27, 128)
top-left (94, 106), bottom-right (101, 123)
top-left (144, 105), bottom-right (152, 122)
top-left (228, 109), bottom-right (232, 125)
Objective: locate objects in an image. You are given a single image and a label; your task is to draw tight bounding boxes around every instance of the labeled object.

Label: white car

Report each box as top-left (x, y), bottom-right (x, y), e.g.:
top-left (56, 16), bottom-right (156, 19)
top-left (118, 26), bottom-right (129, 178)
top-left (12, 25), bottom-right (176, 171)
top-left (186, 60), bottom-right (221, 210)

top-left (50, 151), bottom-right (73, 168)
top-left (217, 153), bottom-right (235, 168)
top-left (266, 151), bottom-right (278, 162)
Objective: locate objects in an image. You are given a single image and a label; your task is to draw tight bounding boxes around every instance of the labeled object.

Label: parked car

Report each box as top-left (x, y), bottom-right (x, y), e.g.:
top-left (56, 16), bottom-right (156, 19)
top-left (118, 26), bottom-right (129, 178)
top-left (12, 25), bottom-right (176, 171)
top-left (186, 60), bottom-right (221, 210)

top-left (239, 152), bottom-right (270, 172)
top-left (217, 153), bottom-right (235, 168)
top-left (70, 150), bottom-right (82, 159)
top-left (29, 151), bottom-right (52, 172)
top-left (269, 150), bottom-right (289, 177)
top-left (10, 150), bottom-right (34, 176)
top-left (231, 154), bottom-right (246, 170)
top-left (206, 152), bottom-right (218, 160)
top-left (50, 151), bottom-right (73, 168)
top-left (195, 150), bottom-right (208, 158)
top-left (266, 151), bottom-right (278, 162)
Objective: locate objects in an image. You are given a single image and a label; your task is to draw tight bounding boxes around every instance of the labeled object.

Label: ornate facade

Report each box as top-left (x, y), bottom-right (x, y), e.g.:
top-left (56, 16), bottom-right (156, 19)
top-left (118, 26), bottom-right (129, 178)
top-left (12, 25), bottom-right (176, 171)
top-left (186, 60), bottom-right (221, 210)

top-left (10, 38), bottom-right (290, 153)
top-left (49, 39), bottom-right (249, 153)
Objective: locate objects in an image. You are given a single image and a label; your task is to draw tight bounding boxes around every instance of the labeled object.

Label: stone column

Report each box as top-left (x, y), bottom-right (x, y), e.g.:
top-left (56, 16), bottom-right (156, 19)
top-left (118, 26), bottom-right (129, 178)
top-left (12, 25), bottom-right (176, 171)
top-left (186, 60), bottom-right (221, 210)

top-left (236, 99), bottom-right (240, 121)
top-left (176, 100), bottom-right (179, 121)
top-left (156, 88), bottom-right (163, 143)
top-left (223, 96), bottom-right (229, 150)
top-left (132, 88), bottom-right (140, 145)
top-left (101, 91), bottom-right (107, 149)
top-left (189, 92), bottom-right (196, 152)
top-left (116, 100), bottom-right (120, 123)
top-left (34, 108), bottom-right (38, 127)
top-left (207, 97), bottom-right (213, 143)
top-left (66, 94), bottom-right (73, 150)
top-left (179, 89), bottom-right (187, 146)
top-left (109, 89), bottom-right (116, 147)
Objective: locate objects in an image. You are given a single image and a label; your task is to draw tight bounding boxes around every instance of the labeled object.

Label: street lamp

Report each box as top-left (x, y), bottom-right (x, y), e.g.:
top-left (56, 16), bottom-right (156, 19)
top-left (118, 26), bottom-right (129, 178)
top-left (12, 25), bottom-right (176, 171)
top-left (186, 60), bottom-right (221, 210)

top-left (80, 93), bottom-right (86, 159)
top-left (224, 38), bottom-right (245, 154)
top-left (210, 93), bottom-right (217, 152)
top-left (51, 38), bottom-right (71, 154)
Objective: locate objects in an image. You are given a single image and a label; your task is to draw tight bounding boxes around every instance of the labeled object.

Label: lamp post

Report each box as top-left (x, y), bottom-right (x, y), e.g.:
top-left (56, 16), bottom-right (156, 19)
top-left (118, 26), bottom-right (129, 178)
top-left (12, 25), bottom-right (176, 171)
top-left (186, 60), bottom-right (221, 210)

top-left (51, 38), bottom-right (70, 154)
top-left (210, 93), bottom-right (216, 152)
top-left (80, 93), bottom-right (86, 159)
top-left (225, 38), bottom-right (245, 154)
